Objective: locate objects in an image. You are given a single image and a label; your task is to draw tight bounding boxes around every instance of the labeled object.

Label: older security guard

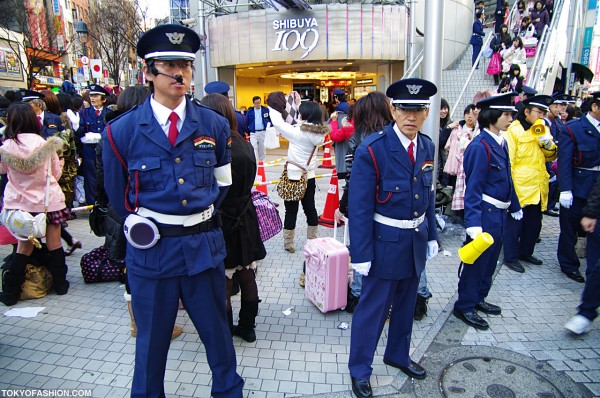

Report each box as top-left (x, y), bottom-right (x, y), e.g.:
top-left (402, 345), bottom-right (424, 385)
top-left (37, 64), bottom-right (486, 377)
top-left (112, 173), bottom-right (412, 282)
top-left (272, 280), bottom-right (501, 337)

top-left (558, 91), bottom-right (600, 283)
top-left (347, 79), bottom-right (439, 398)
top-left (102, 24), bottom-right (243, 397)
top-left (454, 93), bottom-right (521, 330)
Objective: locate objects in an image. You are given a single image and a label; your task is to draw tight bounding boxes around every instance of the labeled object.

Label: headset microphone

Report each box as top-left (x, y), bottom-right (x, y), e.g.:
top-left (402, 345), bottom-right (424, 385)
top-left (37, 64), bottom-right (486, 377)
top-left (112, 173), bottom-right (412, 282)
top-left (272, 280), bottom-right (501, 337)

top-left (150, 67), bottom-right (184, 84)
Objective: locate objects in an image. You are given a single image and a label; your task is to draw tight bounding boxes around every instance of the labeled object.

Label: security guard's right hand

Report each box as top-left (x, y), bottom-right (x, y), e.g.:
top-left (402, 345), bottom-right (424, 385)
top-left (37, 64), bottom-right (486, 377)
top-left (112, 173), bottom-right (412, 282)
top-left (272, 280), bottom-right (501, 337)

top-left (559, 191), bottom-right (573, 209)
top-left (465, 227), bottom-right (483, 240)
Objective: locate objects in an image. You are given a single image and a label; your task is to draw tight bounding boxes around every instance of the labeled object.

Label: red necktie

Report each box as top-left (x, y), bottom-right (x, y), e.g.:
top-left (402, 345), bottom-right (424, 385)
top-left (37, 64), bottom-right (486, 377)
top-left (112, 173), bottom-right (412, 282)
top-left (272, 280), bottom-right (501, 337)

top-left (95, 109), bottom-right (100, 116)
top-left (37, 116), bottom-right (42, 128)
top-left (168, 112), bottom-right (179, 147)
top-left (408, 142), bottom-right (415, 165)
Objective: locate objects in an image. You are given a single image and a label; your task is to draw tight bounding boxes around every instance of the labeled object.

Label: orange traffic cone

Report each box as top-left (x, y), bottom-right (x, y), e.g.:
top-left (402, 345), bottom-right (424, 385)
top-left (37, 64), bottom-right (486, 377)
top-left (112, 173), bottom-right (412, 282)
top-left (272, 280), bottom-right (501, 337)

top-left (319, 168), bottom-right (343, 228)
top-left (255, 160), bottom-right (268, 195)
top-left (319, 138), bottom-right (335, 169)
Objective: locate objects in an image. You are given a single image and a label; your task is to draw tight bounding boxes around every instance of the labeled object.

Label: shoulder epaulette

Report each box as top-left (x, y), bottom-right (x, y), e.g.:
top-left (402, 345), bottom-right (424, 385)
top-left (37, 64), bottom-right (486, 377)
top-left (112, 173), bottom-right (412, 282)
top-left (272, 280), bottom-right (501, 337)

top-left (362, 129), bottom-right (386, 146)
top-left (191, 98), bottom-right (226, 118)
top-left (418, 132), bottom-right (432, 141)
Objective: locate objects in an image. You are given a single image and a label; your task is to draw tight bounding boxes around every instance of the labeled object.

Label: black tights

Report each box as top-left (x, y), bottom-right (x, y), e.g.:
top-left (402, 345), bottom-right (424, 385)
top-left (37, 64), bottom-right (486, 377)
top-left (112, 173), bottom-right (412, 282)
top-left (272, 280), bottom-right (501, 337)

top-left (284, 178), bottom-right (318, 230)
top-left (226, 267), bottom-right (258, 312)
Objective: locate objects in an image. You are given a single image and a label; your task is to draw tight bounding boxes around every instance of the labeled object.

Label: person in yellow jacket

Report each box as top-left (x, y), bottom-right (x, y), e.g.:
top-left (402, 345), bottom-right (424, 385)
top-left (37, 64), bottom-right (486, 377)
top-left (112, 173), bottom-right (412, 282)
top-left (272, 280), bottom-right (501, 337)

top-left (502, 95), bottom-right (556, 273)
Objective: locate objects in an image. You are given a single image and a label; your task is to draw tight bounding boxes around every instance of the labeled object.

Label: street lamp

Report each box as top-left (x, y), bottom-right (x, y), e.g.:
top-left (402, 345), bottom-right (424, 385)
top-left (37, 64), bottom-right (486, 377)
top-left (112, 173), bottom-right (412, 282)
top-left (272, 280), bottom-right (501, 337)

top-left (75, 21), bottom-right (89, 57)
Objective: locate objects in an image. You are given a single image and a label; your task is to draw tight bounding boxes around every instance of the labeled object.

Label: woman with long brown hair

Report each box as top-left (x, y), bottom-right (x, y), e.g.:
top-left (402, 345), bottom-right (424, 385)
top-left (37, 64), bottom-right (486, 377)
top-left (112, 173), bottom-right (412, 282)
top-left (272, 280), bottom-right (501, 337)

top-left (200, 93), bottom-right (266, 342)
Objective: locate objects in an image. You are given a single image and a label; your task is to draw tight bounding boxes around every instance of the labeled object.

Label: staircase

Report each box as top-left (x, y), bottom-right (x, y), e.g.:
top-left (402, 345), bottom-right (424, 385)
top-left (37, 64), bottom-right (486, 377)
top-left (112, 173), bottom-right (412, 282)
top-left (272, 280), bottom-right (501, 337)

top-left (442, 28), bottom-right (498, 120)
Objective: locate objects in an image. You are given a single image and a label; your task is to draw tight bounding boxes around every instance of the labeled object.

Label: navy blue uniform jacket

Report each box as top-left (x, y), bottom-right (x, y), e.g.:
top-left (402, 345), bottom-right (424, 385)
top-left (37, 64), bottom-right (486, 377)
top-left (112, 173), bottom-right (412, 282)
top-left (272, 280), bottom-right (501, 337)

top-left (102, 97), bottom-right (232, 279)
top-left (348, 124), bottom-right (437, 280)
top-left (558, 115), bottom-right (600, 199)
top-left (463, 130), bottom-right (520, 231)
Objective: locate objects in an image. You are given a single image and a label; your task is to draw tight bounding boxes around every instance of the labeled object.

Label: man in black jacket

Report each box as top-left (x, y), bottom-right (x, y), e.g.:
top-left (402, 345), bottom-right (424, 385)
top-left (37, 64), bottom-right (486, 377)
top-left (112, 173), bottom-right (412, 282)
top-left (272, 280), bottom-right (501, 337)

top-left (565, 174), bottom-right (600, 334)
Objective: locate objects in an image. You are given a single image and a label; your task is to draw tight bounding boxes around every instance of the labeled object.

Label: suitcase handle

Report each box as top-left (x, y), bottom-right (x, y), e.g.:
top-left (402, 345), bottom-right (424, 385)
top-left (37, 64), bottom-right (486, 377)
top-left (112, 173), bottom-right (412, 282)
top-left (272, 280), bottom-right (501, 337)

top-left (333, 216), bottom-right (348, 246)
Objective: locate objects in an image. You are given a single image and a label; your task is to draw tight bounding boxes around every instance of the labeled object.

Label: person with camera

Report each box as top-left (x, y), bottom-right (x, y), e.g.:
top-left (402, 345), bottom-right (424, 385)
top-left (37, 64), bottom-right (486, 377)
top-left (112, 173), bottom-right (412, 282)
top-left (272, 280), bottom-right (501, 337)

top-left (0, 101), bottom-right (69, 306)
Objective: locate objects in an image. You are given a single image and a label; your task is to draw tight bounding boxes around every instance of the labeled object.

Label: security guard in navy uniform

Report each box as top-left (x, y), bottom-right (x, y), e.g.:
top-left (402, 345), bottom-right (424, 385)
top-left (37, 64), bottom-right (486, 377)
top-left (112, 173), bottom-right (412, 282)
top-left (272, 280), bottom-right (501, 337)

top-left (347, 78), bottom-right (439, 398)
top-left (79, 84), bottom-right (109, 205)
top-left (545, 93), bottom-right (571, 216)
top-left (453, 93), bottom-right (521, 330)
top-left (102, 24), bottom-right (244, 397)
top-left (204, 81), bottom-right (249, 138)
top-left (515, 85), bottom-right (538, 113)
top-left (333, 88), bottom-right (350, 113)
top-left (558, 91), bottom-right (600, 284)
top-left (20, 90), bottom-right (65, 139)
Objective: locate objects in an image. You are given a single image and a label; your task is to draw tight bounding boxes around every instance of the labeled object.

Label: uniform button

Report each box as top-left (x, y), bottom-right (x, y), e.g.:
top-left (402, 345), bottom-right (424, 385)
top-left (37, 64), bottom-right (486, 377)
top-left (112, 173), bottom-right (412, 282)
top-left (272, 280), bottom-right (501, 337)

top-left (175, 157), bottom-right (181, 164)
top-left (395, 186), bottom-right (399, 191)
top-left (415, 194), bottom-right (419, 199)
top-left (415, 228), bottom-right (419, 232)
top-left (141, 165), bottom-right (146, 170)
top-left (413, 177), bottom-right (417, 182)
top-left (488, 208), bottom-right (492, 212)
top-left (178, 178), bottom-right (184, 184)
top-left (182, 200), bottom-right (188, 206)
top-left (206, 160), bottom-right (211, 165)
top-left (414, 211), bottom-right (419, 217)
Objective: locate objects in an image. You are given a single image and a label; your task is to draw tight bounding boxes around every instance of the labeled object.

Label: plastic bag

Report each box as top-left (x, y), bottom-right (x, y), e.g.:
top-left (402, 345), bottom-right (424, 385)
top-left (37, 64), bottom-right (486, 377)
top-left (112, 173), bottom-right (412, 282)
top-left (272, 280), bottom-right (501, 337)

top-left (264, 126), bottom-right (280, 149)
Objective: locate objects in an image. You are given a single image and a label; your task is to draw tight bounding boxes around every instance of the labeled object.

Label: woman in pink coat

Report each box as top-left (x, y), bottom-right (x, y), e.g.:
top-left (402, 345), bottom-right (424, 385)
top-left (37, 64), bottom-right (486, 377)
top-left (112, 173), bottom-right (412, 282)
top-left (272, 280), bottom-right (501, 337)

top-left (0, 102), bottom-right (69, 306)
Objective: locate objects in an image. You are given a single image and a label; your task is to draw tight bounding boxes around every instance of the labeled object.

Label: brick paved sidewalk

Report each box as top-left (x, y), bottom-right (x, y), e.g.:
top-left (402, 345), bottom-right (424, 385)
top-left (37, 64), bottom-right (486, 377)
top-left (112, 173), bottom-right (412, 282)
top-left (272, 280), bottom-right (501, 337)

top-left (1, 150), bottom-right (598, 397)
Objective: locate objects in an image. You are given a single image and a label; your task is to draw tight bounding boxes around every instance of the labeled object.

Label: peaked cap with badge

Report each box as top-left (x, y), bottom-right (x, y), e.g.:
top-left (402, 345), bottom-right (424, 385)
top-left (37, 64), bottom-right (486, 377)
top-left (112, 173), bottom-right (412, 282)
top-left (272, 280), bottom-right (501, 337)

top-left (386, 78), bottom-right (438, 109)
top-left (333, 89), bottom-right (346, 96)
top-left (137, 24), bottom-right (201, 61)
top-left (20, 89), bottom-right (45, 102)
top-left (88, 84), bottom-right (110, 97)
top-left (204, 81), bottom-right (230, 96)
top-left (521, 86), bottom-right (538, 97)
top-left (522, 95), bottom-right (554, 112)
top-left (551, 93), bottom-right (572, 104)
top-left (476, 92), bottom-right (518, 112)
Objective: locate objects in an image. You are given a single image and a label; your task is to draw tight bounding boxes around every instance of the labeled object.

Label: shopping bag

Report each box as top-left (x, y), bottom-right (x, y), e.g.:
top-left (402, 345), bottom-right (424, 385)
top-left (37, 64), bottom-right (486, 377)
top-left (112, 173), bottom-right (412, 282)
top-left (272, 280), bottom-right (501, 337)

top-left (264, 126), bottom-right (280, 149)
top-left (486, 52), bottom-right (502, 75)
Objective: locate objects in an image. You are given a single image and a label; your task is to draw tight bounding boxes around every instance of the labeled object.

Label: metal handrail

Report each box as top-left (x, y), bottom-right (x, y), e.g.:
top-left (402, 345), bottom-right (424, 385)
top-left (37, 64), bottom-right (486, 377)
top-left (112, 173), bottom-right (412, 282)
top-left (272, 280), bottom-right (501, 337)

top-left (449, 31), bottom-right (495, 120)
top-left (526, 24), bottom-right (549, 85)
top-left (401, 50), bottom-right (424, 79)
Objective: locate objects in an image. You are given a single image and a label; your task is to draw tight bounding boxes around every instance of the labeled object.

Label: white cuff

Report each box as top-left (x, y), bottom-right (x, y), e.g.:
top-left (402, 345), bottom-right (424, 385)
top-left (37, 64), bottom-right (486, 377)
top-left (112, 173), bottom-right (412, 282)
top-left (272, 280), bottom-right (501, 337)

top-left (214, 163), bottom-right (232, 187)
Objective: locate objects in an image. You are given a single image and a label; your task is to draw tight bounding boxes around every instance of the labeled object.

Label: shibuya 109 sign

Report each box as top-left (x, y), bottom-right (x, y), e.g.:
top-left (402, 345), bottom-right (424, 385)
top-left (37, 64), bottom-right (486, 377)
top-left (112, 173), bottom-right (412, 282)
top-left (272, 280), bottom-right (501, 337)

top-left (271, 17), bottom-right (319, 59)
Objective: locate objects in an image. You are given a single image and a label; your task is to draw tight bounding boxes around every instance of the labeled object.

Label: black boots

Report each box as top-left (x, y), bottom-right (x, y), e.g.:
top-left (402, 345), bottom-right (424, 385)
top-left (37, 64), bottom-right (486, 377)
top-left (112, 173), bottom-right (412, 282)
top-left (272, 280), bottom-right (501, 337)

top-left (233, 300), bottom-right (259, 343)
top-left (414, 294), bottom-right (429, 321)
top-left (47, 248), bottom-right (69, 295)
top-left (0, 253), bottom-right (28, 306)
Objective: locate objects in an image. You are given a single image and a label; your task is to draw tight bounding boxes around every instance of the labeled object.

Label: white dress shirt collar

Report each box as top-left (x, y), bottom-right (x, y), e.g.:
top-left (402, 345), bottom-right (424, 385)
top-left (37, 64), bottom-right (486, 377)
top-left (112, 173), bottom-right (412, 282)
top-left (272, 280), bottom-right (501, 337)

top-left (586, 113), bottom-right (600, 133)
top-left (484, 128), bottom-right (505, 146)
top-left (150, 96), bottom-right (186, 136)
top-left (393, 123), bottom-right (418, 158)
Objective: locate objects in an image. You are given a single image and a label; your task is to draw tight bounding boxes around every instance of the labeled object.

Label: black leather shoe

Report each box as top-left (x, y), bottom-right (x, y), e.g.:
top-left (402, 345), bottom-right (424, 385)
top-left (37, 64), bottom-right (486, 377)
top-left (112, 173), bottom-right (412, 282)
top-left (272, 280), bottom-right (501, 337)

top-left (476, 301), bottom-right (501, 315)
top-left (453, 309), bottom-right (489, 330)
top-left (383, 358), bottom-right (427, 380)
top-left (562, 270), bottom-right (585, 283)
top-left (351, 377), bottom-right (372, 398)
top-left (504, 260), bottom-right (525, 273)
top-left (520, 255), bottom-right (543, 265)
top-left (544, 209), bottom-right (559, 217)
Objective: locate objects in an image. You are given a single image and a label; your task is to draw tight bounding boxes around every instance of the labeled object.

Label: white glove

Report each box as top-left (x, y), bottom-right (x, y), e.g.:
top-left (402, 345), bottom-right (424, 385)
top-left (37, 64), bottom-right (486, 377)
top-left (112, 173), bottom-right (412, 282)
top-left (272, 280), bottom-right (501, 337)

top-left (511, 210), bottom-right (524, 220)
top-left (427, 240), bottom-right (439, 260)
top-left (352, 262), bottom-right (371, 277)
top-left (465, 226), bottom-right (483, 240)
top-left (560, 191), bottom-right (573, 209)
top-left (538, 133), bottom-right (553, 149)
top-left (81, 132), bottom-right (101, 144)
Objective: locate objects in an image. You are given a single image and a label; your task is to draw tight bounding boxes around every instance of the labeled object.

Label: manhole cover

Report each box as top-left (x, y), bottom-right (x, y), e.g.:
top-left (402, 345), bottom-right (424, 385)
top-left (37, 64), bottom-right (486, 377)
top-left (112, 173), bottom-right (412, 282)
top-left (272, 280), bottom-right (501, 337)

top-left (441, 357), bottom-right (563, 398)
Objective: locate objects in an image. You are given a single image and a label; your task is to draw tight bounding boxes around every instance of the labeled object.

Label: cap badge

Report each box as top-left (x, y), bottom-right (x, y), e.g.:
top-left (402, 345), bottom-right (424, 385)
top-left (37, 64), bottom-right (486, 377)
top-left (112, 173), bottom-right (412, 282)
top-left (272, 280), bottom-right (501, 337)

top-left (166, 32), bottom-right (185, 45)
top-left (407, 85), bottom-right (422, 95)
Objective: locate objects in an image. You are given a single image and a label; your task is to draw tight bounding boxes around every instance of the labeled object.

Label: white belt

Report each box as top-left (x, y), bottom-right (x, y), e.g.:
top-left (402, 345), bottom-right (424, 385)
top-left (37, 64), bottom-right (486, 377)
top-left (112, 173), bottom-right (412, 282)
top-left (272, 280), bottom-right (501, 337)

top-left (137, 205), bottom-right (214, 227)
top-left (374, 213), bottom-right (425, 229)
top-left (576, 166), bottom-right (600, 171)
top-left (482, 194), bottom-right (510, 209)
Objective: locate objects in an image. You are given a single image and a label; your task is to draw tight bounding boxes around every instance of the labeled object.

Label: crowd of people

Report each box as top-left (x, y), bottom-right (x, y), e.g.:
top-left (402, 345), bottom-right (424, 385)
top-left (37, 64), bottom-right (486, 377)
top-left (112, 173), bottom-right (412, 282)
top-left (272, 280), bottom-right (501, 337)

top-left (0, 7), bottom-right (598, 397)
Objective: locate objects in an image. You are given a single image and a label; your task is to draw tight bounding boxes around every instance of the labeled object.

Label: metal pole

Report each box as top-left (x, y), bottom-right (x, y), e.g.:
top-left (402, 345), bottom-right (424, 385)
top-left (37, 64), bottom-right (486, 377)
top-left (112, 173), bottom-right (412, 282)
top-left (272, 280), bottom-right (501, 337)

top-left (407, 0), bottom-right (416, 69)
top-left (421, 0), bottom-right (444, 181)
top-left (195, 0), bottom-right (208, 96)
top-left (564, 0), bottom-right (576, 94)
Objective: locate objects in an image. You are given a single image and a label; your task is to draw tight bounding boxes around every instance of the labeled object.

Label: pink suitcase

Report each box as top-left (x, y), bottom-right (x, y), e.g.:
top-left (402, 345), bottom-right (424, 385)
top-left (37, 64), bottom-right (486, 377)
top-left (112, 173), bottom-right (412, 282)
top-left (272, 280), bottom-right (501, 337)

top-left (304, 223), bottom-right (349, 313)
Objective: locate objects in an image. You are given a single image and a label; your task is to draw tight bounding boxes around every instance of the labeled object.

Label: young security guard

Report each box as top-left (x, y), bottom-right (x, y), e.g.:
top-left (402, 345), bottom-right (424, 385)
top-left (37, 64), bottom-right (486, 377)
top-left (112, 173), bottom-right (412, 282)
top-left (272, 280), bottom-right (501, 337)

top-left (102, 24), bottom-right (243, 397)
top-left (347, 78), bottom-right (439, 398)
top-left (453, 93), bottom-right (521, 330)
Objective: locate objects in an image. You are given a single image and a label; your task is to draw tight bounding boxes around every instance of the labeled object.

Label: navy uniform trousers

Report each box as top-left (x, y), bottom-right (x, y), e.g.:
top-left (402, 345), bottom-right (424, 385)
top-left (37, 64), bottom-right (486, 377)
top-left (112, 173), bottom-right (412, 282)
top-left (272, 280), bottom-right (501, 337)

top-left (578, 258), bottom-right (600, 321)
top-left (455, 208), bottom-right (507, 313)
top-left (129, 264), bottom-right (243, 398)
top-left (558, 198), bottom-right (600, 278)
top-left (503, 203), bottom-right (542, 262)
top-left (348, 273), bottom-right (419, 379)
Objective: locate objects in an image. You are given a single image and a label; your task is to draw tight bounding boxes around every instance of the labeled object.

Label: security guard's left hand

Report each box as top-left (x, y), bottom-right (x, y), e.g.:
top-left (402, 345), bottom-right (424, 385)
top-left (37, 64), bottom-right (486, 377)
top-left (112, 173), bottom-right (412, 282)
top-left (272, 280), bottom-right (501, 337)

top-left (427, 240), bottom-right (439, 260)
top-left (537, 133), bottom-right (553, 149)
top-left (511, 209), bottom-right (524, 220)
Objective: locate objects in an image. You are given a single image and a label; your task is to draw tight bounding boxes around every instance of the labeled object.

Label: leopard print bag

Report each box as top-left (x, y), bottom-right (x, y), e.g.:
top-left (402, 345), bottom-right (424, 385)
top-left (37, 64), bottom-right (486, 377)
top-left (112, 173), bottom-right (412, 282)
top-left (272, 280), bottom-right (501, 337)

top-left (277, 161), bottom-right (308, 201)
top-left (277, 146), bottom-right (317, 202)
